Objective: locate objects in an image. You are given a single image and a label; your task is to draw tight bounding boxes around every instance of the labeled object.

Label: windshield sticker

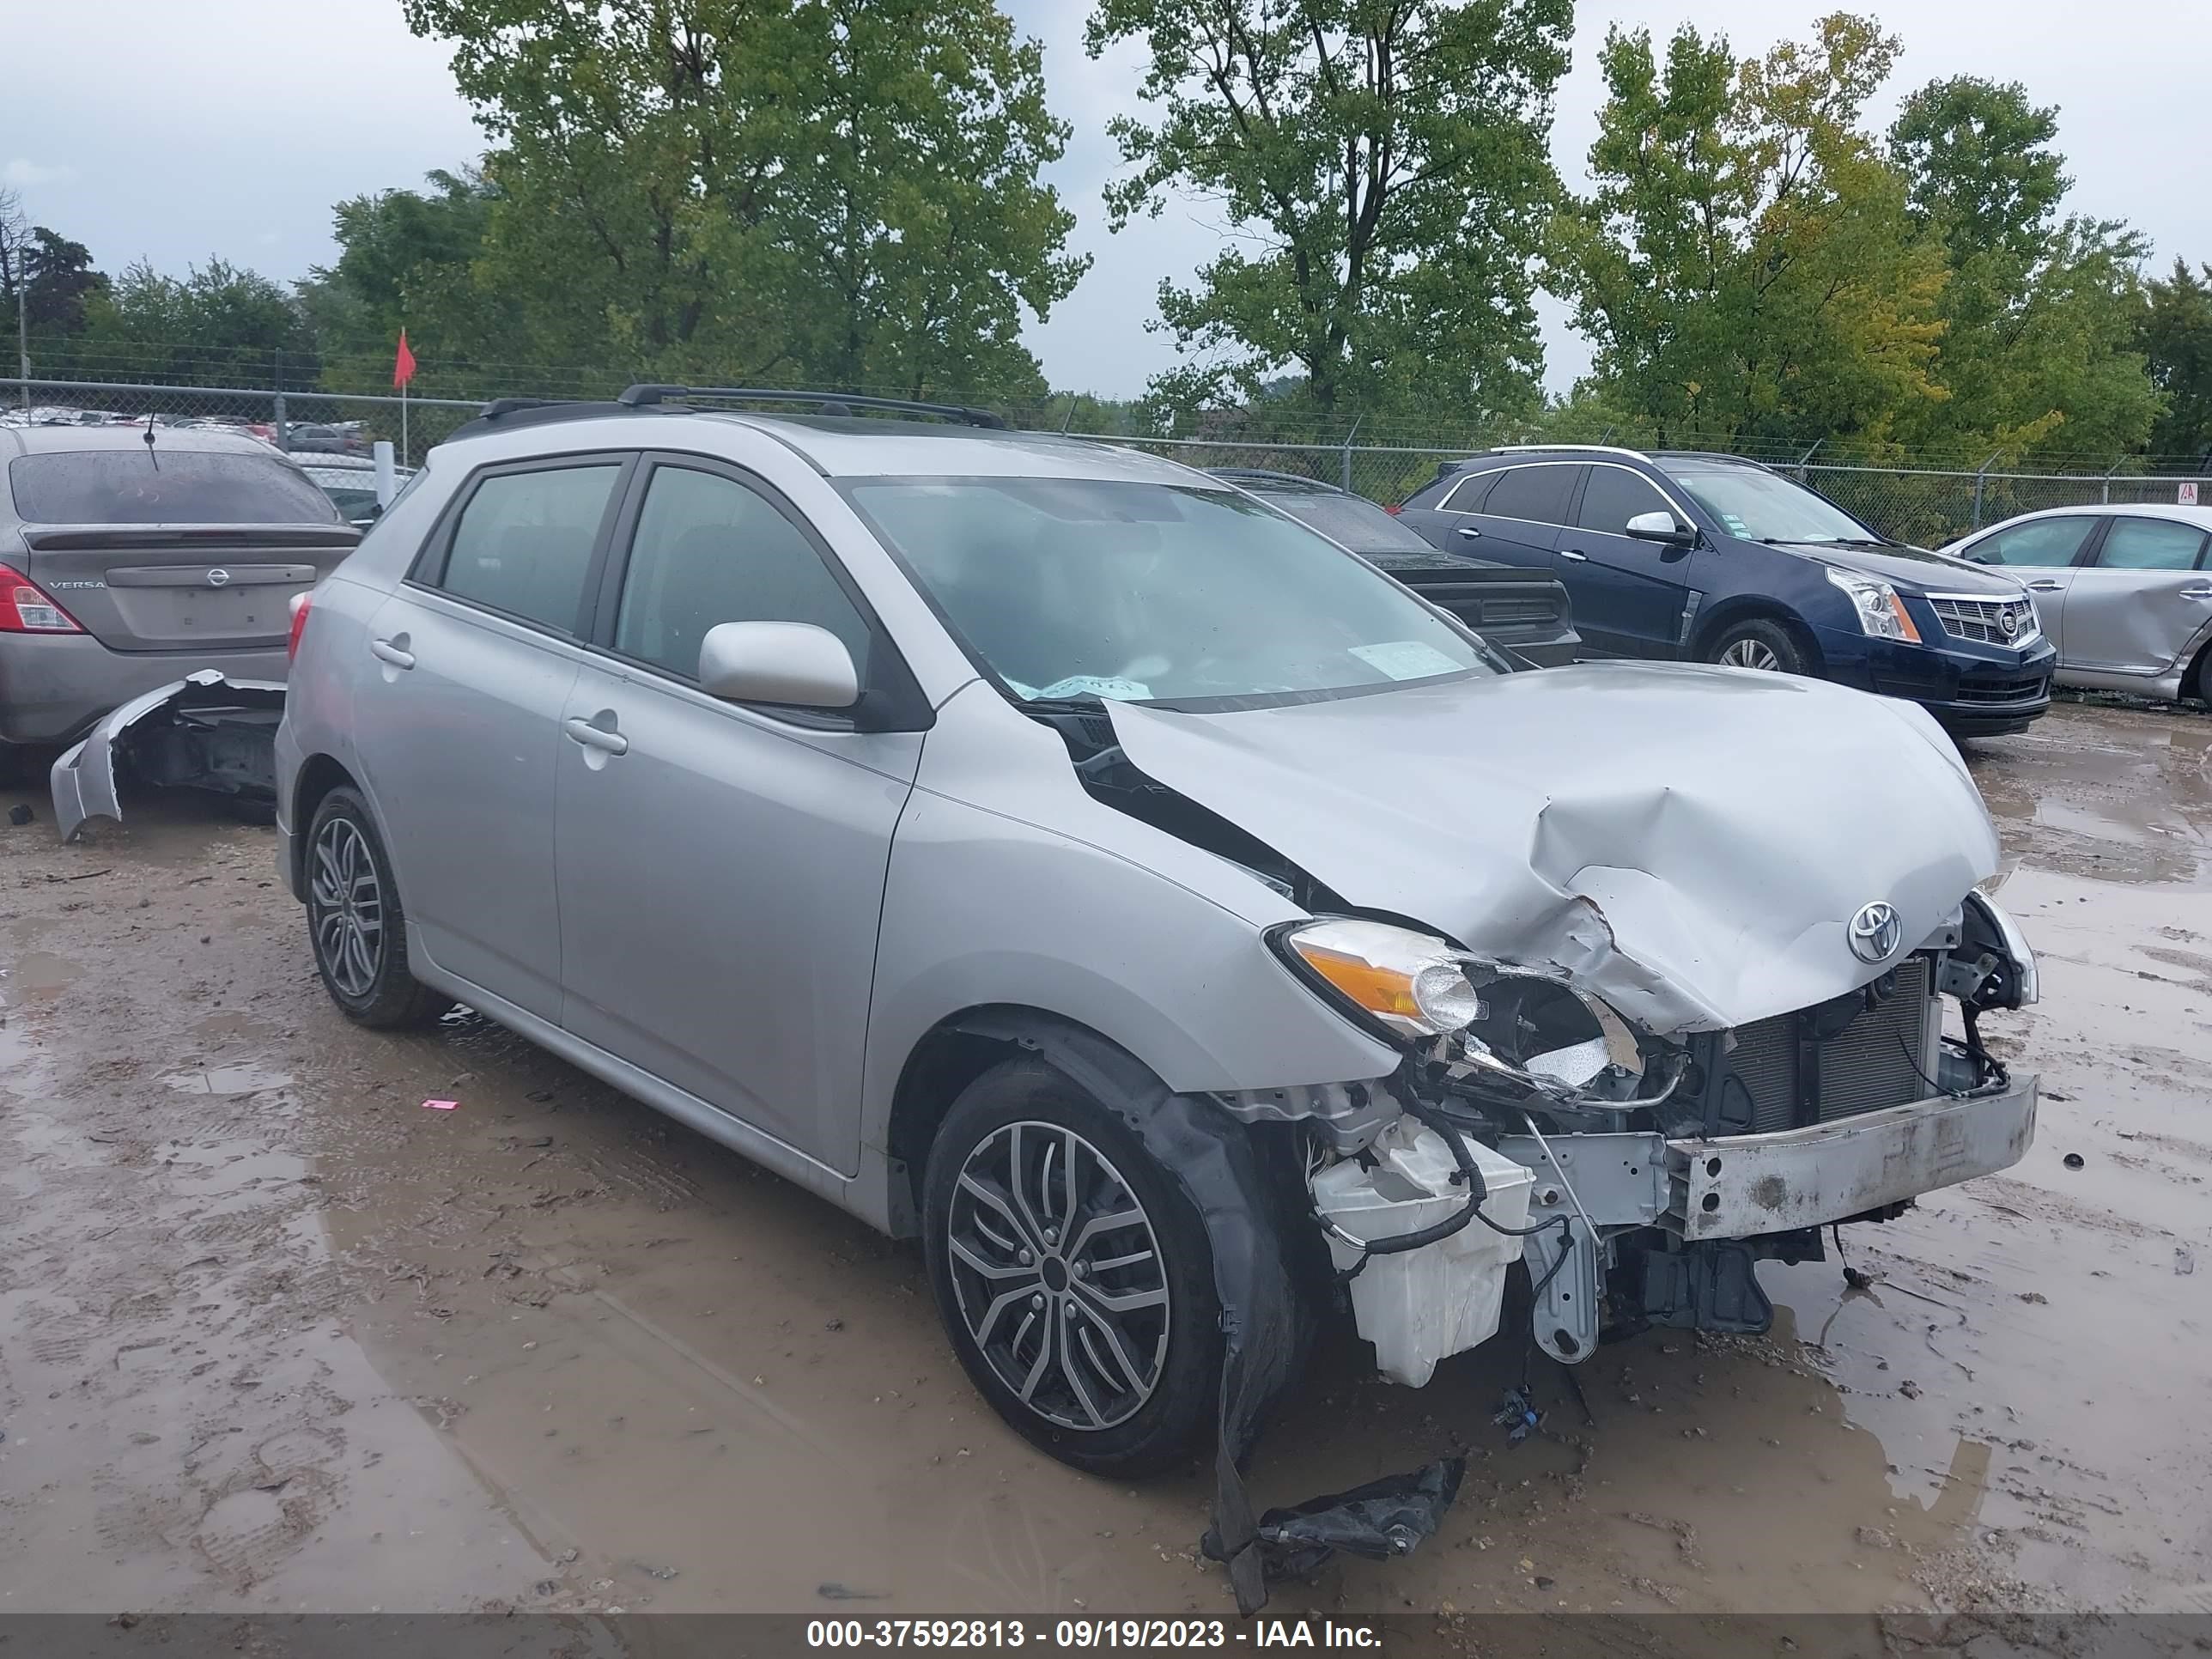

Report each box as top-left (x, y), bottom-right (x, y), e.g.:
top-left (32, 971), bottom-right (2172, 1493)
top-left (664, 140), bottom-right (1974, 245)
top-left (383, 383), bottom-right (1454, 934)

top-left (1350, 640), bottom-right (1466, 681)
top-left (1033, 674), bottom-right (1154, 702)
top-left (1720, 513), bottom-right (1750, 536)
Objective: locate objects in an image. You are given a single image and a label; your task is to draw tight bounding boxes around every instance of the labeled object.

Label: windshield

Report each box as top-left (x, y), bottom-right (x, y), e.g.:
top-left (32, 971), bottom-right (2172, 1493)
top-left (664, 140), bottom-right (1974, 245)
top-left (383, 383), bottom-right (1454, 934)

top-left (1255, 489), bottom-right (1437, 556)
top-left (847, 477), bottom-right (1492, 706)
top-left (1664, 463), bottom-right (1880, 544)
top-left (8, 448), bottom-right (342, 525)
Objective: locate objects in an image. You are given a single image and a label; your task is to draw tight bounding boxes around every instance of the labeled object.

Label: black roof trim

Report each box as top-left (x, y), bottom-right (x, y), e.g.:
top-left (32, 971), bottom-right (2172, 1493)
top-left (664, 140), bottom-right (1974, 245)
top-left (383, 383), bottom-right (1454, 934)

top-left (617, 385), bottom-right (1008, 429)
top-left (1203, 465), bottom-right (1347, 493)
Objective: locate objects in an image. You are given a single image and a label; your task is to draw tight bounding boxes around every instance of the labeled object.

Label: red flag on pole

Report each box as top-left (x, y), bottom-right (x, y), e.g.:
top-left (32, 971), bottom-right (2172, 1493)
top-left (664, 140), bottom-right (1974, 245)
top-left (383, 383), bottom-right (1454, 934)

top-left (392, 329), bottom-right (417, 389)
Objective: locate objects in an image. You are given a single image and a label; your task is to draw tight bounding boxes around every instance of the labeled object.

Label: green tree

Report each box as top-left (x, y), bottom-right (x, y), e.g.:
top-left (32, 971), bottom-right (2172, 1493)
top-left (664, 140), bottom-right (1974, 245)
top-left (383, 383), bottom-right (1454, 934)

top-left (2142, 258), bottom-right (2212, 461)
top-left (397, 0), bottom-right (1084, 400)
top-left (77, 257), bottom-right (314, 381)
top-left (1, 194), bottom-right (107, 365)
top-left (1085, 0), bottom-right (1571, 430)
top-left (1548, 14), bottom-right (1948, 448)
top-left (1887, 76), bottom-right (2158, 460)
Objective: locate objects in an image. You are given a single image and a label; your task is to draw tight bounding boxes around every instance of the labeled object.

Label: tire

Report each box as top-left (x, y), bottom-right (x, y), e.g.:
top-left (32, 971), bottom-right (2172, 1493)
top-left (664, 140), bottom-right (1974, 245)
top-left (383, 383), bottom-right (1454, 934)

top-left (1705, 617), bottom-right (1808, 675)
top-left (922, 1056), bottom-right (1221, 1476)
top-left (2192, 646), bottom-right (2212, 708)
top-left (304, 787), bottom-right (452, 1029)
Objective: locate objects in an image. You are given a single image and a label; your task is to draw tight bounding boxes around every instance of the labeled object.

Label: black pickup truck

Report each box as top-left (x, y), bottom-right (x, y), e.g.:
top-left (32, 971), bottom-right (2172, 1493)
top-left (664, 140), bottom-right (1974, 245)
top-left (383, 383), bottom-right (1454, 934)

top-left (1208, 469), bottom-right (1580, 667)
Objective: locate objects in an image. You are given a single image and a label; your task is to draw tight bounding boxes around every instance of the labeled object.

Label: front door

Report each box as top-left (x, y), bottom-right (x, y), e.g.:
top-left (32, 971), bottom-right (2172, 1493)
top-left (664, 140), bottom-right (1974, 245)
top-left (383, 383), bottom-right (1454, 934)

top-left (554, 457), bottom-right (921, 1171)
top-left (353, 456), bottom-right (629, 1020)
top-left (1555, 462), bottom-right (1701, 658)
top-left (1960, 514), bottom-right (2100, 657)
top-left (2062, 515), bottom-right (2212, 676)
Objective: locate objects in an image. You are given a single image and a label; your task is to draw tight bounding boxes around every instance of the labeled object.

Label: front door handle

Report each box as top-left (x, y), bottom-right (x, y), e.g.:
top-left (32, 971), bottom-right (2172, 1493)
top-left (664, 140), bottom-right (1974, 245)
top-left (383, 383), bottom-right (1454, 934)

top-left (1558, 548), bottom-right (1590, 562)
top-left (563, 716), bottom-right (629, 757)
top-left (2024, 580), bottom-right (2063, 592)
top-left (368, 637), bottom-right (415, 669)
top-left (2179, 586), bottom-right (2212, 602)
top-left (1455, 526), bottom-right (1482, 540)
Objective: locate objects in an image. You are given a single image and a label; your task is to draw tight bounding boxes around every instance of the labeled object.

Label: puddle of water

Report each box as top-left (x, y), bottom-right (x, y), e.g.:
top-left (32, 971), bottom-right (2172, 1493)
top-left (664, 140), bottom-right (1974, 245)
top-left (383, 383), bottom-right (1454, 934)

top-left (0, 951), bottom-right (84, 997)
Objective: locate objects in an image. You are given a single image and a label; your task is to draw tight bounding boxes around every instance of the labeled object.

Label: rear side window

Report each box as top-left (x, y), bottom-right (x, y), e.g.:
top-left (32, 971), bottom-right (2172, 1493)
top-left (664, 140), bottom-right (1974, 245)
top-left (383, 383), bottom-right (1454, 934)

top-left (1480, 465), bottom-right (1578, 526)
top-left (1437, 471), bottom-right (1498, 513)
top-left (1974, 517), bottom-right (2095, 568)
top-left (2095, 518), bottom-right (2207, 571)
top-left (612, 465), bottom-right (870, 681)
top-left (7, 448), bottom-right (341, 525)
top-left (1577, 465), bottom-right (1671, 532)
top-left (434, 464), bottom-right (622, 634)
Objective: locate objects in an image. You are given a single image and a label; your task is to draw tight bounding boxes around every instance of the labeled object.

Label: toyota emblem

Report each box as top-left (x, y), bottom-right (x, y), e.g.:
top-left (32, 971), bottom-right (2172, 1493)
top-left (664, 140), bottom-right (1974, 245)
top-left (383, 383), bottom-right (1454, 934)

top-left (1848, 901), bottom-right (1903, 963)
top-left (206, 568), bottom-right (231, 587)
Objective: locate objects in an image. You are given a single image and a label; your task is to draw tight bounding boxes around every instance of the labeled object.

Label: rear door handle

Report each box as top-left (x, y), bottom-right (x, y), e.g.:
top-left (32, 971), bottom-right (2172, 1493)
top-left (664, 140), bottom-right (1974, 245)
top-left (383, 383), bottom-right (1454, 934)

top-left (369, 638), bottom-right (415, 669)
top-left (563, 716), bottom-right (629, 757)
top-left (2179, 586), bottom-right (2212, 602)
top-left (1558, 548), bottom-right (1590, 562)
top-left (1455, 526), bottom-right (1482, 540)
top-left (2024, 580), bottom-right (2063, 592)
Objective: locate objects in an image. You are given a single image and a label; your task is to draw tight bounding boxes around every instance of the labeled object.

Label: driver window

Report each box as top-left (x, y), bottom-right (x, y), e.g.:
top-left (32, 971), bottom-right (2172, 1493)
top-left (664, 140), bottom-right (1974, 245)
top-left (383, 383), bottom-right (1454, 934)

top-left (1974, 517), bottom-right (2094, 568)
top-left (613, 465), bottom-right (870, 681)
top-left (1577, 465), bottom-right (1671, 533)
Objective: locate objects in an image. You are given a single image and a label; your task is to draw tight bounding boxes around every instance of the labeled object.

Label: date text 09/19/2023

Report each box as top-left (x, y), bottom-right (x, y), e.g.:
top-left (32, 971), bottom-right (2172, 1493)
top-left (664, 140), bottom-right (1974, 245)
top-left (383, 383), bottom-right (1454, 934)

top-left (805, 1620), bottom-right (1384, 1649)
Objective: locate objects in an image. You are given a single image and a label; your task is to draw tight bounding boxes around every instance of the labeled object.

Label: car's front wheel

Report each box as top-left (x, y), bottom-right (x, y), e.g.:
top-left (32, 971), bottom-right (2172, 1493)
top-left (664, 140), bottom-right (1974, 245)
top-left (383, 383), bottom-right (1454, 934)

top-left (1706, 617), bottom-right (1809, 675)
top-left (922, 1057), bottom-right (1220, 1476)
top-left (305, 787), bottom-right (451, 1029)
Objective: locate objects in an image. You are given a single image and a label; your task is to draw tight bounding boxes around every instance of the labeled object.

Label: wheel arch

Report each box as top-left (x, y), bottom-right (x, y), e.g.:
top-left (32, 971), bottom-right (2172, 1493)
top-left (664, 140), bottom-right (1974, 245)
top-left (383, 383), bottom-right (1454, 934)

top-left (1691, 598), bottom-right (1825, 672)
top-left (884, 1005), bottom-right (1169, 1238)
top-left (289, 752), bottom-right (360, 896)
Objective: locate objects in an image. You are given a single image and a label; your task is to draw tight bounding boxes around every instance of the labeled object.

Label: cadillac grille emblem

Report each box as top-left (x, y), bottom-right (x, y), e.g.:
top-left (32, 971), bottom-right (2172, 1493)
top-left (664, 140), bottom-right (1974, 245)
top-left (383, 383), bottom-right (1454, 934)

top-left (1998, 605), bottom-right (2019, 640)
top-left (1848, 901), bottom-right (1903, 964)
top-left (206, 568), bottom-right (231, 587)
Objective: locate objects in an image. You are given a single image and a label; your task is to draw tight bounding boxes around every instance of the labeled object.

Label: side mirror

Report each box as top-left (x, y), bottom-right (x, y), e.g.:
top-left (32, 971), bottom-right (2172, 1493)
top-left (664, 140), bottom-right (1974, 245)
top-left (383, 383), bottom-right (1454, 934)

top-left (697, 620), bottom-right (860, 710)
top-left (1626, 509), bottom-right (1698, 547)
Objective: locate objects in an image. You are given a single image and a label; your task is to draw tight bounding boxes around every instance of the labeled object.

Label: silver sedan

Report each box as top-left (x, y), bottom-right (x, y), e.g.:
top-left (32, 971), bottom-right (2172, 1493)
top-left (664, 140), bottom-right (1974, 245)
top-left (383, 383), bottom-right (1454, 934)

top-left (1949, 504), bottom-right (2212, 702)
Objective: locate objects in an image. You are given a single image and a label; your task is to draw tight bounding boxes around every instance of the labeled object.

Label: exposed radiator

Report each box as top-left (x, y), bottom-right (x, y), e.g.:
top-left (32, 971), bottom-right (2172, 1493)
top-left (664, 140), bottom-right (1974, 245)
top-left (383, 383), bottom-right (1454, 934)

top-left (1713, 960), bottom-right (1935, 1133)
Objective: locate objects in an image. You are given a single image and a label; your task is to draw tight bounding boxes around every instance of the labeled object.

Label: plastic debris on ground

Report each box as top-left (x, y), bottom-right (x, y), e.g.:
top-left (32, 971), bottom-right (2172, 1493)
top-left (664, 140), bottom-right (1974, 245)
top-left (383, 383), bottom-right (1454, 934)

top-left (1234, 1457), bottom-right (1467, 1583)
top-left (422, 1098), bottom-right (459, 1111)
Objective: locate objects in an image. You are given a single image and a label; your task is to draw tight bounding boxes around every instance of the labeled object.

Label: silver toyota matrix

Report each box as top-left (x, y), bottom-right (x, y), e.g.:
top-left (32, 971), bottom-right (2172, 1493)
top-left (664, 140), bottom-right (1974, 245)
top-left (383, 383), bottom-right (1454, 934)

top-left (276, 388), bottom-right (2037, 1579)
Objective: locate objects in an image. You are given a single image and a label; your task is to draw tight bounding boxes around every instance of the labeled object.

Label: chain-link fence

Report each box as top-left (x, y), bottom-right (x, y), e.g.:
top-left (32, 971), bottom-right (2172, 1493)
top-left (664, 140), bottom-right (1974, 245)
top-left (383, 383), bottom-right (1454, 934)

top-left (9, 373), bottom-right (2209, 549)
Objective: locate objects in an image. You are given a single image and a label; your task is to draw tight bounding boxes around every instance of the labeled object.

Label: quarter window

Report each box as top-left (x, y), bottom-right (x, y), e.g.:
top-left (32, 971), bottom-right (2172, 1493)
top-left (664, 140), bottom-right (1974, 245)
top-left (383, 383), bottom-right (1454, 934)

top-left (2094, 518), bottom-right (2207, 571)
top-left (613, 465), bottom-right (869, 683)
top-left (1437, 471), bottom-right (1497, 513)
top-left (436, 464), bottom-right (622, 633)
top-left (1974, 517), bottom-right (2094, 568)
top-left (1480, 465), bottom-right (1578, 526)
top-left (1577, 465), bottom-right (1671, 533)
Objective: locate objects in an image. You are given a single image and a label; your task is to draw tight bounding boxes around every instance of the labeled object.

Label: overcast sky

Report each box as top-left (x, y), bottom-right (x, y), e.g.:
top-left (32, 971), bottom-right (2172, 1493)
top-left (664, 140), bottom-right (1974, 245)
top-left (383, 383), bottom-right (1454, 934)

top-left (5, 1), bottom-right (2203, 398)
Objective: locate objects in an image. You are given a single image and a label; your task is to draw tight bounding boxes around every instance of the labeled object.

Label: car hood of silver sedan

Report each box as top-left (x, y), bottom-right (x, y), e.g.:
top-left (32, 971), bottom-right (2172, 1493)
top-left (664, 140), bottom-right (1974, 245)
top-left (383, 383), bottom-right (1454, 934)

top-left (1105, 662), bottom-right (1999, 1036)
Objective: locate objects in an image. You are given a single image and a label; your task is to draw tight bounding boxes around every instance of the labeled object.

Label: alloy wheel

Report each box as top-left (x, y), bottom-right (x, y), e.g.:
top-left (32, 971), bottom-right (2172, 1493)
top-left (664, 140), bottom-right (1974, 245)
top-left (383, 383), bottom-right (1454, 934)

top-left (1718, 638), bottom-right (1784, 671)
top-left (945, 1120), bottom-right (1171, 1431)
top-left (310, 817), bottom-right (384, 1000)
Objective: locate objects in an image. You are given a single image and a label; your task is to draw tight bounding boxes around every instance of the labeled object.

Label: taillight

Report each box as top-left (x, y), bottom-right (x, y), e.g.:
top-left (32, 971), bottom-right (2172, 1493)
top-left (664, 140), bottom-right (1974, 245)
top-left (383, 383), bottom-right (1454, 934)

top-left (1383, 503), bottom-right (1403, 515)
top-left (288, 589), bottom-right (313, 660)
top-left (0, 568), bottom-right (84, 633)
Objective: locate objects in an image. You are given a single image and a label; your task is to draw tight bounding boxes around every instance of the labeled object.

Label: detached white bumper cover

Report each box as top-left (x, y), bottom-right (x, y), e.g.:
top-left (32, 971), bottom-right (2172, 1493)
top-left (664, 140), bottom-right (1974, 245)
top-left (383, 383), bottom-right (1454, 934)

top-left (49, 669), bottom-right (287, 842)
top-left (1669, 1075), bottom-right (2038, 1240)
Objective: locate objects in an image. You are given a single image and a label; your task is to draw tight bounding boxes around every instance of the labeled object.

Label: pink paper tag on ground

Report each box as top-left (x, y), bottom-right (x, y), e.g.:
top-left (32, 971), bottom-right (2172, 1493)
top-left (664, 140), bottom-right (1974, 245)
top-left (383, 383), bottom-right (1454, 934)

top-left (422, 1098), bottom-right (459, 1111)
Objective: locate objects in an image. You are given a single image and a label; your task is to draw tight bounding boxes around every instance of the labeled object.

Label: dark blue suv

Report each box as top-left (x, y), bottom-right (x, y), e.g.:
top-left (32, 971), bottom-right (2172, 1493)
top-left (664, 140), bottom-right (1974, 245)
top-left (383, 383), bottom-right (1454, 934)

top-left (1397, 447), bottom-right (2057, 736)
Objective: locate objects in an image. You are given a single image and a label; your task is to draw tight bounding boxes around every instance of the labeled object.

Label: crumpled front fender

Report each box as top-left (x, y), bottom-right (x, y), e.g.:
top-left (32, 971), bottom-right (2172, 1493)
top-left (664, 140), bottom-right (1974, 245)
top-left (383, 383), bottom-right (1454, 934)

top-left (50, 669), bottom-right (288, 842)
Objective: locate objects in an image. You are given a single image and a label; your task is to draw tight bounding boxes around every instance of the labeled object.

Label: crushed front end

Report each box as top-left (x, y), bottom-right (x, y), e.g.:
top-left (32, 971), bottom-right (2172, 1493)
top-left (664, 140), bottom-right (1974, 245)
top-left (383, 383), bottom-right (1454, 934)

top-left (1234, 892), bottom-right (2037, 1380)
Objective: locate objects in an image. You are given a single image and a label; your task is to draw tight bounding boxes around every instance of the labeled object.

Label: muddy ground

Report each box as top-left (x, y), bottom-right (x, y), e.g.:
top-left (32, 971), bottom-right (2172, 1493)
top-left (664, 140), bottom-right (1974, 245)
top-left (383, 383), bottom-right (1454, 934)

top-left (0, 696), bottom-right (2207, 1628)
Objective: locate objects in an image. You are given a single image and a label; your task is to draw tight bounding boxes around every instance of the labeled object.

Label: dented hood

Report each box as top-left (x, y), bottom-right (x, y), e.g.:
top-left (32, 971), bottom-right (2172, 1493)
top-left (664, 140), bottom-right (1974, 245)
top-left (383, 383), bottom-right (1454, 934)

top-left (1105, 662), bottom-right (1998, 1035)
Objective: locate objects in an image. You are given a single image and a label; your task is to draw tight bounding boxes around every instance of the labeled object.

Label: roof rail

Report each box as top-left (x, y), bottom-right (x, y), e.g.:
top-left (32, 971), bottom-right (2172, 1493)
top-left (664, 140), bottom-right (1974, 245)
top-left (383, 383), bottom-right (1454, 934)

top-left (617, 385), bottom-right (1008, 429)
top-left (477, 397), bottom-right (575, 419)
top-left (1492, 443), bottom-right (1654, 461)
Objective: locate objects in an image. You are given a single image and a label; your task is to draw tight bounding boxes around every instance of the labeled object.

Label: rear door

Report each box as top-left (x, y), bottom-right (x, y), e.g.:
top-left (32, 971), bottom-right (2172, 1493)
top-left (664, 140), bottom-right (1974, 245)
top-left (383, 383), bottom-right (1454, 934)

top-left (1957, 514), bottom-right (2100, 657)
top-left (1556, 461), bottom-right (1699, 658)
top-left (1453, 463), bottom-right (1582, 571)
top-left (353, 453), bottom-right (632, 1022)
top-left (9, 447), bottom-right (357, 652)
top-left (2060, 515), bottom-right (2212, 676)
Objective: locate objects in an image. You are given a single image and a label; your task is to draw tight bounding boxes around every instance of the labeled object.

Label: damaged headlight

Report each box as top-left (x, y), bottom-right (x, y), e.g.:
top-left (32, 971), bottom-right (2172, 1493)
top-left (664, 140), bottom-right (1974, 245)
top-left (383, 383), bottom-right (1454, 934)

top-left (1277, 919), bottom-right (1485, 1039)
top-left (1455, 974), bottom-right (1641, 1091)
top-left (1825, 567), bottom-right (1922, 643)
top-left (1276, 921), bottom-right (1646, 1096)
